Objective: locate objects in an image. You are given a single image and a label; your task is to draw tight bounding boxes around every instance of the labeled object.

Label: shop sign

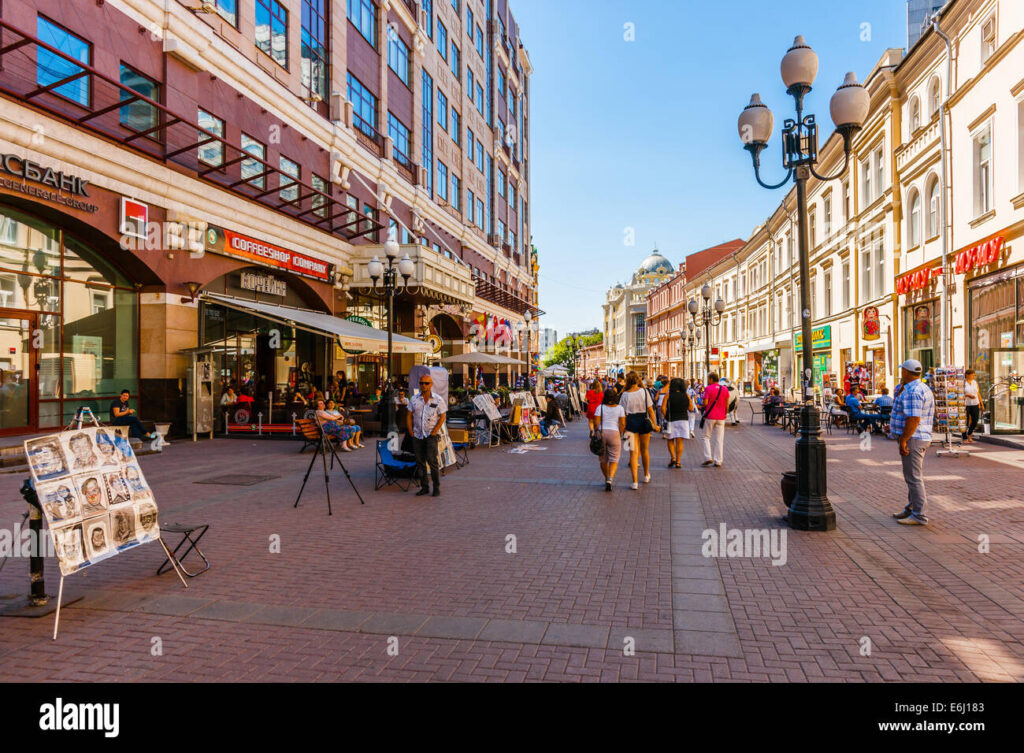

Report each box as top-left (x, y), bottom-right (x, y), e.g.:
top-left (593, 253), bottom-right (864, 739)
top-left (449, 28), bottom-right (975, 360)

top-left (427, 334), bottom-right (443, 354)
top-left (338, 314), bottom-right (371, 355)
top-left (862, 306), bottom-right (880, 341)
top-left (954, 236), bottom-right (1004, 275)
top-left (0, 152), bottom-right (97, 212)
top-left (240, 271), bottom-right (286, 296)
top-left (794, 325), bottom-right (831, 351)
top-left (119, 198), bottom-right (148, 240)
top-left (896, 265), bottom-right (941, 294)
top-left (205, 225), bottom-right (334, 283)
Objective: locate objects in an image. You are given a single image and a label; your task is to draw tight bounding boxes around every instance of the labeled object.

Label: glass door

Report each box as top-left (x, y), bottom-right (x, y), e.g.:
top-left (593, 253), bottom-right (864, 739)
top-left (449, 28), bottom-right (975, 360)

top-left (990, 349), bottom-right (1024, 434)
top-left (0, 313), bottom-right (37, 434)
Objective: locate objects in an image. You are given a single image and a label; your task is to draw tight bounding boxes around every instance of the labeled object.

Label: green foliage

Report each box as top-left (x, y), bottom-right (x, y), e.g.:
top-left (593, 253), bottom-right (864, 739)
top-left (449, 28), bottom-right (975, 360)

top-left (542, 332), bottom-right (602, 368)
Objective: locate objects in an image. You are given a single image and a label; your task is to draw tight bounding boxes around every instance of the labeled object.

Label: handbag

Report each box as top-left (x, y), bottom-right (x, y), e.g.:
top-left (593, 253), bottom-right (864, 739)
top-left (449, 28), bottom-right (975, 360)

top-left (624, 389), bottom-right (654, 434)
top-left (699, 384), bottom-right (728, 430)
top-left (589, 430), bottom-right (605, 456)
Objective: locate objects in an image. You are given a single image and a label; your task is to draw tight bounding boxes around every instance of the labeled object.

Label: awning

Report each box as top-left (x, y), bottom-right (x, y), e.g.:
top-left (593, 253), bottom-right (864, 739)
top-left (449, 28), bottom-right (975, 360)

top-left (202, 293), bottom-right (432, 354)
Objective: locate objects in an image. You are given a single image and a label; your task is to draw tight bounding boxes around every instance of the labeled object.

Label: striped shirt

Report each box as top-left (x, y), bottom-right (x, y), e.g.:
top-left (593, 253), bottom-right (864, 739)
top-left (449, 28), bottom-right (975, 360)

top-left (889, 378), bottom-right (934, 441)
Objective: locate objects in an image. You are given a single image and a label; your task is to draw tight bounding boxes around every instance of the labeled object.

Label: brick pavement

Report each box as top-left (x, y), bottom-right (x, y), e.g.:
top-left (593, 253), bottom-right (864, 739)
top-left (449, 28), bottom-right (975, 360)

top-left (0, 411), bottom-right (1022, 682)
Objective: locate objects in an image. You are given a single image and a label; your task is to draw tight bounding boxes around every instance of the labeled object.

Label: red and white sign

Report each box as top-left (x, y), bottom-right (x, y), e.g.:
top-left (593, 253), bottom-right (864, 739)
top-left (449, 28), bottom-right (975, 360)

top-left (205, 225), bottom-right (334, 283)
top-left (954, 236), bottom-right (1003, 275)
top-left (896, 265), bottom-right (942, 295)
top-left (120, 197), bottom-right (148, 240)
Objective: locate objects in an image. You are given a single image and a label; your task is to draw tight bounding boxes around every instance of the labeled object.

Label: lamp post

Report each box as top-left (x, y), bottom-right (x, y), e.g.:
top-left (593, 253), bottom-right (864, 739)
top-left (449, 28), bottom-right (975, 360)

top-left (737, 35), bottom-right (868, 532)
top-left (524, 309), bottom-right (533, 389)
top-left (368, 236), bottom-right (418, 435)
top-left (688, 283), bottom-right (724, 379)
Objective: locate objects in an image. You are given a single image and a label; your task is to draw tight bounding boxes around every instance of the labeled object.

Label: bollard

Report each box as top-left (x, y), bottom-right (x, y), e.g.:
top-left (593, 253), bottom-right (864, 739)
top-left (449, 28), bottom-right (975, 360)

top-left (19, 479), bottom-right (47, 607)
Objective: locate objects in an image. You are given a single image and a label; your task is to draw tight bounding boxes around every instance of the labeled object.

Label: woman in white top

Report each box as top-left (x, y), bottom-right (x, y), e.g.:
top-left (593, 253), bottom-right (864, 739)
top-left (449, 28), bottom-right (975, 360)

top-left (619, 371), bottom-right (660, 490)
top-left (591, 388), bottom-right (626, 492)
top-left (963, 368), bottom-right (984, 443)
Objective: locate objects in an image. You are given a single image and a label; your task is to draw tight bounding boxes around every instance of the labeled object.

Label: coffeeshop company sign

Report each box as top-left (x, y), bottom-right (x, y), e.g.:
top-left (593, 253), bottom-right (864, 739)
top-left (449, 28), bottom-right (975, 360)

top-left (240, 271), bottom-right (286, 296)
top-left (205, 225), bottom-right (334, 283)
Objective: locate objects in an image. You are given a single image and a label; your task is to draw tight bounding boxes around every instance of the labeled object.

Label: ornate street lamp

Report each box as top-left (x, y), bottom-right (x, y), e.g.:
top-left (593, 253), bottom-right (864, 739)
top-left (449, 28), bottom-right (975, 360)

top-left (737, 36), bottom-right (868, 532)
top-left (688, 284), bottom-right (724, 379)
top-left (368, 235), bottom-right (419, 434)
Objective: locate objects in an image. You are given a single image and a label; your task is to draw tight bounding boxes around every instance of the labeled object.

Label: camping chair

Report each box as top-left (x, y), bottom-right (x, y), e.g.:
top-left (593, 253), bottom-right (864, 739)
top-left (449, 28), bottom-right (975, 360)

top-left (375, 439), bottom-right (418, 491)
top-left (749, 400), bottom-right (766, 425)
top-left (448, 427), bottom-right (471, 467)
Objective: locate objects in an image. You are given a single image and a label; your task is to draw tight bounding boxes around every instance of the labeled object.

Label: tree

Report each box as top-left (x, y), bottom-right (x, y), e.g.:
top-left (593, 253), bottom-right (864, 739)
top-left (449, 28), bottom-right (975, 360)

top-left (542, 332), bottom-right (602, 373)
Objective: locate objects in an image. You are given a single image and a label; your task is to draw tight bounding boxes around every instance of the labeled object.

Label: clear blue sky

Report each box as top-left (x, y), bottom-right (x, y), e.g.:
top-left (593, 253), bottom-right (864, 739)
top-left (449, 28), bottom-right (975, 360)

top-left (512, 0), bottom-right (908, 338)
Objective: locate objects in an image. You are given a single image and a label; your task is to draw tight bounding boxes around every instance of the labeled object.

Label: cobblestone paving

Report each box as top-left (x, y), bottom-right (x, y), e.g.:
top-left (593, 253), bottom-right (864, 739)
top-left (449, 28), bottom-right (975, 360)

top-left (1, 410), bottom-right (1022, 682)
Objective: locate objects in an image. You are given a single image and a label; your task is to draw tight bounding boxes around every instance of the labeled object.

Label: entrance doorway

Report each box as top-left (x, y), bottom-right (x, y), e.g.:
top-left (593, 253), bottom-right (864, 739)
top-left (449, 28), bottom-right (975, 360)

top-left (990, 349), bottom-right (1024, 433)
top-left (0, 312), bottom-right (37, 435)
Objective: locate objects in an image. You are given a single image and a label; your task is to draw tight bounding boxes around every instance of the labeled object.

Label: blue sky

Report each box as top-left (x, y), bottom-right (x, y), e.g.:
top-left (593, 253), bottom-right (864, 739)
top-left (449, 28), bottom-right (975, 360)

top-left (512, 0), bottom-right (908, 337)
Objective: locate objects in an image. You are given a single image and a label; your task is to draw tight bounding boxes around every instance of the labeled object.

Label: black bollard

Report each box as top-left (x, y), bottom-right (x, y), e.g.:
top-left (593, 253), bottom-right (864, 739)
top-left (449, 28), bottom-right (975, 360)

top-left (19, 478), bottom-right (47, 607)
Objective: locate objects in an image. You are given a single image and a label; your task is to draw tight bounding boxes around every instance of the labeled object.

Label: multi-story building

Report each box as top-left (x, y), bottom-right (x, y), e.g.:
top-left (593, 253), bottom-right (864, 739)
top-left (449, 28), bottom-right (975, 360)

top-left (602, 250), bottom-right (674, 376)
top-left (537, 327), bottom-right (557, 355)
top-left (908, 0), bottom-right (948, 49)
top-left (0, 0), bottom-right (538, 435)
top-left (578, 340), bottom-right (605, 380)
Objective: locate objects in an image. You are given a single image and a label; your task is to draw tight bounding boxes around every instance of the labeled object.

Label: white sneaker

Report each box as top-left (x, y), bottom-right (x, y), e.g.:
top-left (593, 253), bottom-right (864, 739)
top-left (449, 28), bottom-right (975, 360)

top-left (631, 482), bottom-right (639, 490)
top-left (644, 474), bottom-right (651, 483)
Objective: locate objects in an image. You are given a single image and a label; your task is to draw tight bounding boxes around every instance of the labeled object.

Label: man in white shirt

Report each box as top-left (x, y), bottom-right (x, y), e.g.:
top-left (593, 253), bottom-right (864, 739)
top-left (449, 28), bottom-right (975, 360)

top-left (406, 374), bottom-right (447, 498)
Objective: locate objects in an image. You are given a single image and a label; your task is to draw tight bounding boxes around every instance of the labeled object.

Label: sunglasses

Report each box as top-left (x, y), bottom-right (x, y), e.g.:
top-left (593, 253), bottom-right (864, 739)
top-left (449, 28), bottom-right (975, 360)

top-left (419, 382), bottom-right (431, 386)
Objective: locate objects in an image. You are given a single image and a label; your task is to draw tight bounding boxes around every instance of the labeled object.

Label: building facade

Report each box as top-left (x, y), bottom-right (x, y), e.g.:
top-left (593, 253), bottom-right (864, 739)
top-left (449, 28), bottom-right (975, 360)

top-left (537, 327), bottom-right (557, 355)
top-left (602, 250), bottom-right (673, 376)
top-left (0, 0), bottom-right (538, 436)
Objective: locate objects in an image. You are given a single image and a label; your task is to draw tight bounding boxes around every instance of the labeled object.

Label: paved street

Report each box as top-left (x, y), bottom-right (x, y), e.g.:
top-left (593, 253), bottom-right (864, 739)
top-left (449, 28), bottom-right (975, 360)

top-left (1, 408), bottom-right (1023, 682)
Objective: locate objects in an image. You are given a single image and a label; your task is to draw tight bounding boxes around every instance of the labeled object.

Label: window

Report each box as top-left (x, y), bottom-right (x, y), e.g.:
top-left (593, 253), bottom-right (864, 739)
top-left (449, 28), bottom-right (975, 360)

top-left (909, 96), bottom-right (921, 133)
top-left (475, 197), bottom-right (485, 229)
top-left (874, 146), bottom-right (884, 195)
top-left (810, 275), bottom-right (817, 318)
top-left (508, 183), bottom-right (515, 208)
top-left (476, 140), bottom-right (484, 172)
top-left (467, 68), bottom-right (474, 100)
top-left (347, 72), bottom-right (378, 136)
top-left (387, 112), bottom-right (411, 166)
top-left (387, 27), bottom-right (410, 85)
top-left (437, 90), bottom-right (449, 131)
top-left (786, 234), bottom-right (793, 268)
top-left (240, 133), bottom-right (266, 188)
top-left (301, 0), bottom-right (328, 100)
top-left (908, 189), bottom-right (921, 247)
top-left (256, 0), bottom-right (288, 67)
top-left (37, 17), bottom-right (91, 107)
top-left (842, 179), bottom-right (851, 221)
top-left (214, 0), bottom-right (238, 26)
top-left (467, 7), bottom-right (473, 39)
top-left (347, 0), bottom-right (376, 48)
top-left (842, 260), bottom-right (850, 309)
top-left (808, 207), bottom-right (816, 248)
top-left (467, 128), bottom-right (475, 156)
top-left (450, 107), bottom-right (460, 147)
top-left (422, 0), bottom-right (433, 40)
top-left (981, 15), bottom-right (996, 63)
top-left (91, 291), bottom-right (108, 315)
top-left (498, 169), bottom-right (506, 198)
top-left (467, 189), bottom-right (475, 223)
top-left (862, 157), bottom-right (872, 205)
top-left (437, 161), bottom-right (448, 201)
top-left (874, 241), bottom-right (885, 296)
top-left (927, 175), bottom-right (940, 238)
top-left (422, 70), bottom-right (433, 195)
top-left (311, 173), bottom-right (329, 219)
top-left (119, 64), bottom-right (159, 134)
top-left (497, 220), bottom-right (506, 243)
top-left (451, 42), bottom-right (460, 79)
top-left (451, 174), bottom-right (460, 211)
top-left (197, 109), bottom-right (224, 165)
top-left (861, 247), bottom-right (872, 301)
top-left (928, 76), bottom-right (941, 117)
top-left (279, 156), bottom-right (299, 203)
top-left (498, 69), bottom-right (506, 97)
top-left (509, 230), bottom-right (516, 251)
top-left (476, 25), bottom-right (484, 58)
top-left (475, 82), bottom-right (484, 115)
top-left (973, 125), bottom-right (992, 217)
top-left (436, 19), bottom-right (448, 60)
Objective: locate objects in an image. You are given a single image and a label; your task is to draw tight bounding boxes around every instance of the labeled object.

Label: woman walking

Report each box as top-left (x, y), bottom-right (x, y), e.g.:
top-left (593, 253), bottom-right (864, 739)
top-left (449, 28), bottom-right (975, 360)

top-left (963, 368), bottom-right (984, 443)
top-left (620, 371), bottom-right (659, 490)
top-left (591, 388), bottom-right (626, 492)
top-left (664, 378), bottom-right (693, 468)
top-left (585, 378), bottom-right (604, 423)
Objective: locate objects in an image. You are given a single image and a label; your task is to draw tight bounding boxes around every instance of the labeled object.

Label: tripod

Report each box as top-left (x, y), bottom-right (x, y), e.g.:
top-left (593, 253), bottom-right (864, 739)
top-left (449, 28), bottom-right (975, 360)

top-left (294, 417), bottom-right (365, 514)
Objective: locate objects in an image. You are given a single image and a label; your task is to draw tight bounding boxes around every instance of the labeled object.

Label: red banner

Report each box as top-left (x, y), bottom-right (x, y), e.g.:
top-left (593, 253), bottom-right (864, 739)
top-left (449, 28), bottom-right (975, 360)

top-left (205, 224), bottom-right (334, 283)
top-left (954, 236), bottom-right (1003, 275)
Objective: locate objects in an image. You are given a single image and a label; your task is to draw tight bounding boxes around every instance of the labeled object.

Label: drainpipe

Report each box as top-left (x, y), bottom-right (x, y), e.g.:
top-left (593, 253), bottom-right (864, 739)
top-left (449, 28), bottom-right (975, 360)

top-left (933, 12), bottom-right (954, 366)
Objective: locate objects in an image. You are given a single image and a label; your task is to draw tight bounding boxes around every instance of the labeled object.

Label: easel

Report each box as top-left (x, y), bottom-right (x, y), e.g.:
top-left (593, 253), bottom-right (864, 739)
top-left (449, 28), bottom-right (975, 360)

top-left (293, 415), bottom-right (365, 515)
top-left (52, 408), bottom-right (189, 640)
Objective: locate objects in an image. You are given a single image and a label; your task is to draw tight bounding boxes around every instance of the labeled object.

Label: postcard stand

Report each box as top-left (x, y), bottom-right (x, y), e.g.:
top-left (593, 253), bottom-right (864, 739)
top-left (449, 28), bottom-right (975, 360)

top-left (50, 408), bottom-right (188, 640)
top-left (293, 414), bottom-right (365, 516)
top-left (933, 367), bottom-right (970, 459)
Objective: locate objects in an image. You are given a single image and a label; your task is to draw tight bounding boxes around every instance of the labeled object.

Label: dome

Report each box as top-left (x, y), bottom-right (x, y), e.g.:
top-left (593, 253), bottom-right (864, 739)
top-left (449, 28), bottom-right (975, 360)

top-left (637, 250), bottom-right (674, 275)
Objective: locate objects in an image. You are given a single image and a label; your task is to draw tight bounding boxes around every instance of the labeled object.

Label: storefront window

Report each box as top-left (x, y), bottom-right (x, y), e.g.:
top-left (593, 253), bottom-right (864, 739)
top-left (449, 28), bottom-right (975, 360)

top-left (61, 283), bottom-right (137, 399)
top-left (968, 270), bottom-right (1022, 431)
top-left (904, 299), bottom-right (938, 373)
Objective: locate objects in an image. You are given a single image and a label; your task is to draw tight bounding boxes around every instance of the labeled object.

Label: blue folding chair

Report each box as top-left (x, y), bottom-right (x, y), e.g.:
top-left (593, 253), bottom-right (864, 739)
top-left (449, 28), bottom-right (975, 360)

top-left (375, 440), bottom-right (418, 491)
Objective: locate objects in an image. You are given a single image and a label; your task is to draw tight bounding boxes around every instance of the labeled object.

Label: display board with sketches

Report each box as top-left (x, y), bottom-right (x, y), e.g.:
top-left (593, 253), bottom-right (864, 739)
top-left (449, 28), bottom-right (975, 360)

top-left (567, 383), bottom-right (582, 413)
top-left (472, 393), bottom-right (502, 421)
top-left (25, 427), bottom-right (159, 576)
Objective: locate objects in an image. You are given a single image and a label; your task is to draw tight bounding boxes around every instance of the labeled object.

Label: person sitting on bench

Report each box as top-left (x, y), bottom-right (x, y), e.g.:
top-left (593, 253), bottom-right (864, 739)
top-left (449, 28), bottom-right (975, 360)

top-left (110, 390), bottom-right (156, 440)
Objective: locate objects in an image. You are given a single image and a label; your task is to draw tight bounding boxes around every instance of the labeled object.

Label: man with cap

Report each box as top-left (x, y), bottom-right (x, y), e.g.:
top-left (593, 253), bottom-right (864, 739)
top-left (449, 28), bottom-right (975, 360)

top-left (889, 358), bottom-right (935, 525)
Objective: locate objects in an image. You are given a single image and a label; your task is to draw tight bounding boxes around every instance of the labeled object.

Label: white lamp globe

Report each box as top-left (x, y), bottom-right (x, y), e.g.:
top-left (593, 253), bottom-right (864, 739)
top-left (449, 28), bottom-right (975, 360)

top-left (368, 256), bottom-right (384, 279)
top-left (780, 35), bottom-right (818, 91)
top-left (738, 94), bottom-right (774, 146)
top-left (397, 253), bottom-right (415, 278)
top-left (830, 72), bottom-right (870, 129)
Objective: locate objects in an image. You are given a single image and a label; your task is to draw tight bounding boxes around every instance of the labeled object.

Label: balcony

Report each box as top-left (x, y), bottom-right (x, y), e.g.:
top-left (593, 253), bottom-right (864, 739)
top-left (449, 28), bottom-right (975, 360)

top-left (475, 277), bottom-right (541, 317)
top-left (349, 243), bottom-right (475, 307)
top-left (0, 18), bottom-right (383, 242)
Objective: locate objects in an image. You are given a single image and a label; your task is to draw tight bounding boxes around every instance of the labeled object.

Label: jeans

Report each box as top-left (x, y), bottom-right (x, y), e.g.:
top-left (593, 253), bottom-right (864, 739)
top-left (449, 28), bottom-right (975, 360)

top-left (413, 435), bottom-right (440, 490)
top-left (702, 419), bottom-right (725, 464)
top-left (900, 438), bottom-right (929, 517)
top-left (964, 404), bottom-right (981, 438)
top-left (113, 415), bottom-right (147, 440)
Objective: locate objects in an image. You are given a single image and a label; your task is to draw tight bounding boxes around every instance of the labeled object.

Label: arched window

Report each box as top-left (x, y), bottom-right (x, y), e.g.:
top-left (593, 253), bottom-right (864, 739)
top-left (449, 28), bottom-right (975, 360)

top-left (908, 189), bottom-right (921, 247)
top-left (909, 96), bottom-right (921, 133)
top-left (926, 174), bottom-right (940, 238)
top-left (928, 76), bottom-right (941, 117)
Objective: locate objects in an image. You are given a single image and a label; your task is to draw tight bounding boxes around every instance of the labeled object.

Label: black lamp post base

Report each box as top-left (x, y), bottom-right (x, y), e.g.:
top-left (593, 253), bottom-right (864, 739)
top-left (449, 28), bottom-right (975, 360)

top-left (786, 496), bottom-right (836, 531)
top-left (787, 405), bottom-right (836, 531)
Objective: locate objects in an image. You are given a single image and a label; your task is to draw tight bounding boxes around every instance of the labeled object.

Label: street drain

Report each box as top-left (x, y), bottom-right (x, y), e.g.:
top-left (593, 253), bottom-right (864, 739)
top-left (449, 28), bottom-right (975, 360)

top-left (194, 474), bottom-right (279, 486)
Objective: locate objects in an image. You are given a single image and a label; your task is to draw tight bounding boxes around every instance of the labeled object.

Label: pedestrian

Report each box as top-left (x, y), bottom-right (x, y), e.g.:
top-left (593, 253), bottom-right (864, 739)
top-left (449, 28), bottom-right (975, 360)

top-left (687, 381), bottom-right (699, 435)
top-left (655, 376), bottom-right (669, 430)
top-left (890, 359), bottom-right (935, 525)
top-left (614, 375), bottom-right (626, 396)
top-left (963, 368), bottom-right (983, 443)
top-left (699, 373), bottom-right (729, 468)
top-left (592, 388), bottom-right (626, 492)
top-left (406, 373), bottom-right (446, 498)
top-left (664, 378), bottom-right (693, 468)
top-left (620, 371), bottom-right (659, 490)
top-left (585, 378), bottom-right (603, 422)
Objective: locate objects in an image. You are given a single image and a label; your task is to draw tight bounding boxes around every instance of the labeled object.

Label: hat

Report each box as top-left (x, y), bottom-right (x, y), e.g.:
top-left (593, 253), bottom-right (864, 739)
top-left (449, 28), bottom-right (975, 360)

top-left (898, 358), bottom-right (923, 374)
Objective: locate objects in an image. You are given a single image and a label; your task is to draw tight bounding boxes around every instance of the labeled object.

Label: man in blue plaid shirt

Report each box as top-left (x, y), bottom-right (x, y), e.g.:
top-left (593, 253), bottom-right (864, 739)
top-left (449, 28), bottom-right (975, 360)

top-left (888, 359), bottom-right (935, 525)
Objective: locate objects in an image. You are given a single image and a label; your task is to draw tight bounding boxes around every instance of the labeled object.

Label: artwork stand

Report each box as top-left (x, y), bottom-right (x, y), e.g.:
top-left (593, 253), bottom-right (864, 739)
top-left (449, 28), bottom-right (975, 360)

top-left (294, 416), bottom-right (365, 515)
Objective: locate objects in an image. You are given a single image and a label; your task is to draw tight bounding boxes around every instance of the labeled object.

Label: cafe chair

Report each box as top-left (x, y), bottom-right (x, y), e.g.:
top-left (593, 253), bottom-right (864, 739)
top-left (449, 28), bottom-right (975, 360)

top-left (375, 440), bottom-right (418, 491)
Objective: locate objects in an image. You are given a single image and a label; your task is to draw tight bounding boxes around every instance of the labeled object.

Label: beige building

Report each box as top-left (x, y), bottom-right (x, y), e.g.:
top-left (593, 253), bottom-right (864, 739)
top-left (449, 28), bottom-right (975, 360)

top-left (602, 251), bottom-right (674, 376)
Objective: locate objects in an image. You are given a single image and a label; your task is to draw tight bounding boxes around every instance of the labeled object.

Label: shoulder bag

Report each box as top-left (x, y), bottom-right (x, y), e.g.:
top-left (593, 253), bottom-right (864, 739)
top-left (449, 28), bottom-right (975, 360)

top-left (699, 385), bottom-right (728, 430)
top-left (624, 389), bottom-right (654, 434)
